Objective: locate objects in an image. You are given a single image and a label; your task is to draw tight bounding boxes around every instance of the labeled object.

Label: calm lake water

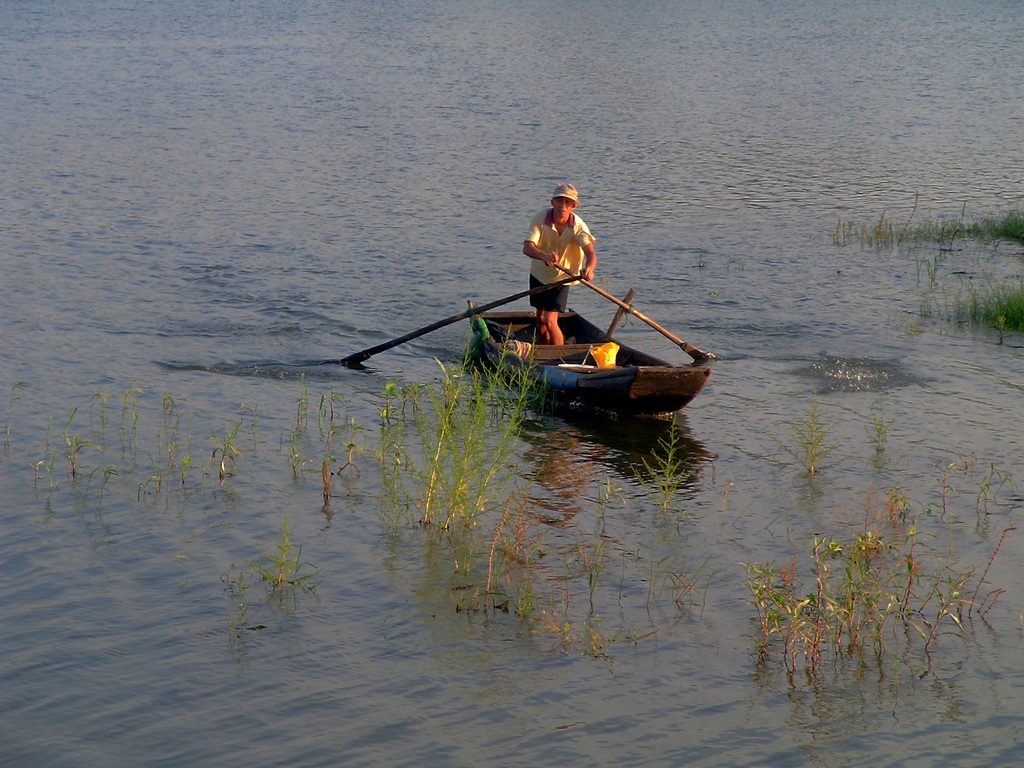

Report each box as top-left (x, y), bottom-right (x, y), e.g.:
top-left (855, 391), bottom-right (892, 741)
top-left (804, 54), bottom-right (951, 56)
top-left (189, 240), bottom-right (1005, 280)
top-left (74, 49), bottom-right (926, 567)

top-left (2, 1), bottom-right (1023, 766)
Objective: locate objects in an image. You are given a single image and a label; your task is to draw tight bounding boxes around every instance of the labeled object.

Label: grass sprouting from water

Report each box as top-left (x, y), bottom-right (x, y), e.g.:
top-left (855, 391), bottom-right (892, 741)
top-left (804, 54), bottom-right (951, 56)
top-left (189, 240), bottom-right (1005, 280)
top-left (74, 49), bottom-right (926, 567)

top-left (5, 369), bottom-right (1016, 671)
top-left (375, 358), bottom-right (532, 530)
top-left (835, 200), bottom-right (1024, 338)
top-left (867, 397), bottom-right (892, 458)
top-left (634, 428), bottom-right (698, 515)
top-left (777, 397), bottom-right (838, 475)
top-left (745, 492), bottom-right (1016, 677)
top-left (247, 516), bottom-right (321, 592)
top-left (833, 201), bottom-right (1024, 249)
top-left (966, 208), bottom-right (1024, 244)
top-left (950, 280), bottom-right (1024, 334)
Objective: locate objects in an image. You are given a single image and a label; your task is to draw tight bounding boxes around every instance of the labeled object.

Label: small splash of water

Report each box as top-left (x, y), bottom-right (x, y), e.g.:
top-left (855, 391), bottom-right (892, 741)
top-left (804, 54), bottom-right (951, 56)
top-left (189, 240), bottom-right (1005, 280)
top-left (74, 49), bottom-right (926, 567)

top-left (800, 357), bottom-right (917, 394)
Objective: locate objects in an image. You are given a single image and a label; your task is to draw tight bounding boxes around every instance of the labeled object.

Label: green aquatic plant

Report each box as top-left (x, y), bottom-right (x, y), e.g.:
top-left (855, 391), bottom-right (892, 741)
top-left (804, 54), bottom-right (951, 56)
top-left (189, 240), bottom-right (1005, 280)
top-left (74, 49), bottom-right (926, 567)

top-left (177, 453), bottom-right (193, 487)
top-left (778, 397), bottom-right (838, 475)
top-left (581, 614), bottom-right (617, 660)
top-left (86, 465), bottom-right (117, 511)
top-left (292, 390), bottom-right (362, 485)
top-left (634, 428), bottom-right (696, 515)
top-left (915, 251), bottom-right (944, 289)
top-left (63, 407), bottom-right (96, 481)
top-left (239, 402), bottom-right (259, 446)
top-left (328, 416), bottom-right (364, 477)
top-left (666, 555), bottom-right (714, 613)
top-left (929, 455), bottom-right (1014, 527)
top-left (286, 424), bottom-right (306, 477)
top-left (210, 419), bottom-right (243, 482)
top-left (832, 201), bottom-right (1023, 249)
top-left (867, 397), bottom-right (893, 458)
top-left (376, 383), bottom-right (414, 529)
top-left (744, 492), bottom-right (1013, 676)
top-left (832, 196), bottom-right (931, 248)
top-left (294, 375), bottom-right (310, 434)
top-left (154, 392), bottom-right (194, 478)
top-left (317, 386), bottom-right (348, 434)
top-left (32, 420), bottom-right (61, 492)
top-left (965, 207), bottom-right (1024, 245)
top-left (119, 387), bottom-right (143, 457)
top-left (222, 566), bottom-right (257, 638)
top-left (950, 280), bottom-right (1024, 334)
top-left (831, 200), bottom-right (891, 248)
top-left (885, 486), bottom-right (911, 526)
top-left (89, 391), bottom-right (112, 445)
top-left (974, 462), bottom-right (1013, 521)
top-left (141, 455), bottom-right (164, 498)
top-left (248, 517), bottom-right (321, 592)
top-left (482, 493), bottom-right (541, 617)
top-left (377, 360), bottom-right (530, 530)
top-left (161, 391), bottom-right (178, 423)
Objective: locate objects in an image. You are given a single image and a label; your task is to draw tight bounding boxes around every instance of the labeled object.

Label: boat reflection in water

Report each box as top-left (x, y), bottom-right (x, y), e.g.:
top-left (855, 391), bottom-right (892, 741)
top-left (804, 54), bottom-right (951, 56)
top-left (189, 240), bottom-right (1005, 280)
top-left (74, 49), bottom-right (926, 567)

top-left (518, 407), bottom-right (712, 525)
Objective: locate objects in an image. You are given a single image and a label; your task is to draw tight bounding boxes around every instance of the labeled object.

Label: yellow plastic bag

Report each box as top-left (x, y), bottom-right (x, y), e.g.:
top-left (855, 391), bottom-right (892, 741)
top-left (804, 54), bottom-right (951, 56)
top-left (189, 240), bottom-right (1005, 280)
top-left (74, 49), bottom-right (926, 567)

top-left (590, 341), bottom-right (619, 368)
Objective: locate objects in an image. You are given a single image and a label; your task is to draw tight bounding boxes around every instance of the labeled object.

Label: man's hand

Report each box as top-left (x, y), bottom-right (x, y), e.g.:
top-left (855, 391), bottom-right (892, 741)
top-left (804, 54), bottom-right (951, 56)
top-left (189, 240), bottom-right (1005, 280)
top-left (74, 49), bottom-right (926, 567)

top-left (523, 241), bottom-right (560, 267)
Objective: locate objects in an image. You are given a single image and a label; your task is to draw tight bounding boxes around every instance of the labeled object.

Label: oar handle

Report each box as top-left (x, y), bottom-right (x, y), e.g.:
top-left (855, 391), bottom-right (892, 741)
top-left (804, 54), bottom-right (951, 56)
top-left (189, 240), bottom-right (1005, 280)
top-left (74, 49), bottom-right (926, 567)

top-left (554, 266), bottom-right (715, 362)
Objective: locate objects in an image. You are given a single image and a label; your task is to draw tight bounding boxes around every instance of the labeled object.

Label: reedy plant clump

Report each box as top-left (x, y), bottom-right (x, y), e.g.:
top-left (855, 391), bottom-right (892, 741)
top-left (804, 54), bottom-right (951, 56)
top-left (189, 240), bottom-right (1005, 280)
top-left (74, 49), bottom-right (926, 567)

top-left (777, 397), bottom-right (838, 475)
top-left (375, 359), bottom-right (531, 530)
top-left (223, 518), bottom-right (321, 635)
top-left (867, 397), bottom-right (893, 460)
top-left (949, 280), bottom-right (1024, 334)
top-left (744, 490), bottom-right (1015, 677)
top-left (831, 200), bottom-right (1024, 249)
top-left (247, 516), bottom-right (321, 593)
top-left (965, 207), bottom-right (1024, 245)
top-left (634, 427), bottom-right (698, 516)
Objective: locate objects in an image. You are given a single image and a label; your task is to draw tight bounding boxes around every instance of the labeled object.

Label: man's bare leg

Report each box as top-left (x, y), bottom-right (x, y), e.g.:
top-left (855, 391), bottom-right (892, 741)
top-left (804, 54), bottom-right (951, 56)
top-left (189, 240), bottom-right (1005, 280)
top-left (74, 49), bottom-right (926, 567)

top-left (537, 309), bottom-right (564, 346)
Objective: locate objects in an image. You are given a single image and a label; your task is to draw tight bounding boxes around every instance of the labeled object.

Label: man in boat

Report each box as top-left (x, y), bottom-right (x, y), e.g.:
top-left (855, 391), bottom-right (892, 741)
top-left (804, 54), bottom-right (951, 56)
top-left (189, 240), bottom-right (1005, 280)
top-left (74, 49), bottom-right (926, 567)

top-left (522, 183), bottom-right (598, 346)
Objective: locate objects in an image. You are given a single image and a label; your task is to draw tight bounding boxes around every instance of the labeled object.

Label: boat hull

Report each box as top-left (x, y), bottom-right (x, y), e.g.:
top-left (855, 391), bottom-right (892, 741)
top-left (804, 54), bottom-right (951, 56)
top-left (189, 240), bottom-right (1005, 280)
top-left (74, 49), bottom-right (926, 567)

top-left (475, 311), bottom-right (711, 415)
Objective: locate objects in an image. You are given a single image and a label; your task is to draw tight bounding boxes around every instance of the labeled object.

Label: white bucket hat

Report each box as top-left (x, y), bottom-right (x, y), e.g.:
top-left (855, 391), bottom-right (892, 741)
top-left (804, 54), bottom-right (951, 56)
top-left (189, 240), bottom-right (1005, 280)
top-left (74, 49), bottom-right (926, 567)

top-left (551, 183), bottom-right (580, 205)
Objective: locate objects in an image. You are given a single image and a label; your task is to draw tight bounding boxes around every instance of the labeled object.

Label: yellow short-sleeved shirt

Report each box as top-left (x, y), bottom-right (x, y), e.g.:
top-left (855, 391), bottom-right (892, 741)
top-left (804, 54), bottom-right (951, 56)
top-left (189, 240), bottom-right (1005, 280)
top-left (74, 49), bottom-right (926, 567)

top-left (525, 209), bottom-right (596, 284)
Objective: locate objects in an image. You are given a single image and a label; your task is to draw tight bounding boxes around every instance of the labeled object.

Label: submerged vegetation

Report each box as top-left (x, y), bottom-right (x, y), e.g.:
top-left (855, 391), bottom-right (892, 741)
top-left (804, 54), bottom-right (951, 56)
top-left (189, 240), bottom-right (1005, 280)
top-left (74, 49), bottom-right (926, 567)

top-left (3, 352), bottom-right (1017, 677)
top-left (776, 397), bottom-right (838, 475)
top-left (948, 280), bottom-right (1024, 336)
top-left (376, 359), bottom-right (530, 530)
top-left (247, 516), bottom-right (321, 592)
top-left (832, 201), bottom-right (1024, 249)
top-left (834, 200), bottom-right (1024, 334)
top-left (745, 494), bottom-right (1015, 675)
top-left (969, 207), bottom-right (1024, 244)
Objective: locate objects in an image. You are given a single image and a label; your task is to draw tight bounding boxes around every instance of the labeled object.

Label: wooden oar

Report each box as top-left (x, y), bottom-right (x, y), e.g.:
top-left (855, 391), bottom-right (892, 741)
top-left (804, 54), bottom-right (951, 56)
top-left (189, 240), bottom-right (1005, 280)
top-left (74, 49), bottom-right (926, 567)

top-left (323, 276), bottom-right (576, 366)
top-left (555, 266), bottom-right (715, 362)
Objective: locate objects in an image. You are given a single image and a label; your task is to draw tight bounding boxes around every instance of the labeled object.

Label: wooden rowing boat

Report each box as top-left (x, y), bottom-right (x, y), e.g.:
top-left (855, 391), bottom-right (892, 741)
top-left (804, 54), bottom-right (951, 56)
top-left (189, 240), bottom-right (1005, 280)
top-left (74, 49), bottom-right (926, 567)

top-left (470, 310), bottom-right (711, 415)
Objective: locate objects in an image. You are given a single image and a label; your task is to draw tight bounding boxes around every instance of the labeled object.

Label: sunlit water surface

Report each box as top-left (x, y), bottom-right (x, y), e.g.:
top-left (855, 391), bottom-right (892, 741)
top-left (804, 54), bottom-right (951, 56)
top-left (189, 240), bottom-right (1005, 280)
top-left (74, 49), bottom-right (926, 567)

top-left (2, 1), bottom-right (1023, 766)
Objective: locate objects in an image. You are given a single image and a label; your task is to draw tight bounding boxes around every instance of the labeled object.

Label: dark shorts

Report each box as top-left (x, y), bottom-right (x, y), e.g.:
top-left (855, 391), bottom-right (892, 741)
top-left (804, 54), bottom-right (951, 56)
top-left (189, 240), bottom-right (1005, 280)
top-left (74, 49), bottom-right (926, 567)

top-left (528, 275), bottom-right (570, 312)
